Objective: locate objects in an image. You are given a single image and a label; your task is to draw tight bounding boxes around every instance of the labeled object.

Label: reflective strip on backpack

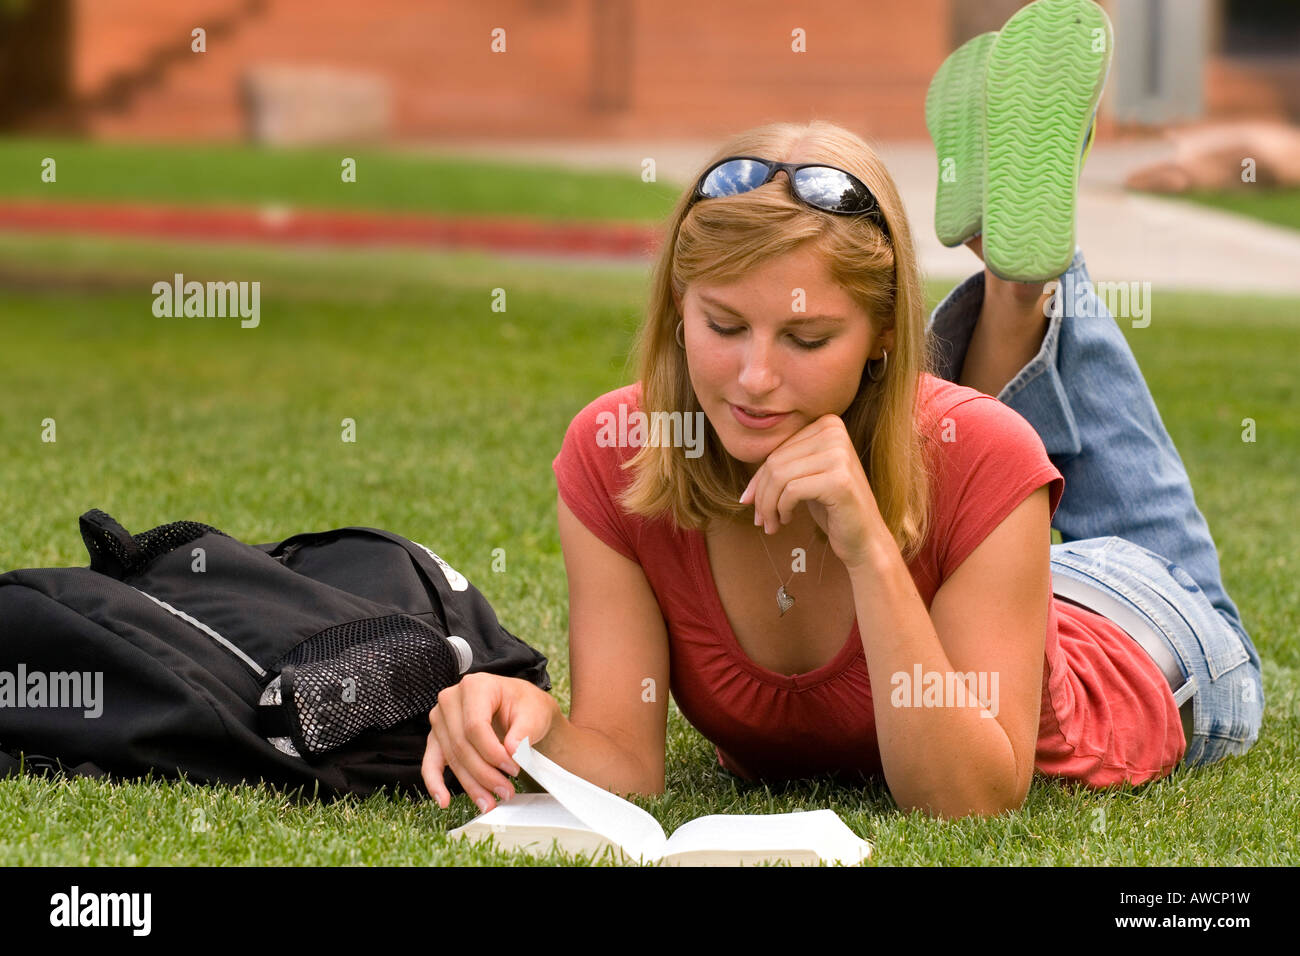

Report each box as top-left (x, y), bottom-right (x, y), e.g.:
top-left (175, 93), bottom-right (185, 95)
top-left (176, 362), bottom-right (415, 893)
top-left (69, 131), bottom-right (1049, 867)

top-left (132, 587), bottom-right (267, 678)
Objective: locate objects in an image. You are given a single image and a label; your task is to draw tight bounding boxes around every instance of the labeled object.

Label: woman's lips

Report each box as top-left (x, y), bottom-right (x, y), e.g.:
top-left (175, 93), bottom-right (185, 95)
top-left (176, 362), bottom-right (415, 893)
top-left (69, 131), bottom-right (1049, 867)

top-left (730, 403), bottom-right (791, 429)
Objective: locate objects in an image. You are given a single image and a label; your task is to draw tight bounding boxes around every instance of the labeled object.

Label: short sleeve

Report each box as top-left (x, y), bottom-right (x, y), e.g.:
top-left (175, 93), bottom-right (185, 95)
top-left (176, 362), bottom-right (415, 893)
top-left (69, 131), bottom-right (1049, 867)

top-left (929, 394), bottom-right (1064, 581)
top-left (551, 388), bottom-right (642, 563)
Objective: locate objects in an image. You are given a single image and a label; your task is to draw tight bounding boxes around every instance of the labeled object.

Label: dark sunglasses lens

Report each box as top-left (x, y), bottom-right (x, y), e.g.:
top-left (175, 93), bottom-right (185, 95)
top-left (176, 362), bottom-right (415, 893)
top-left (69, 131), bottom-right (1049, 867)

top-left (793, 166), bottom-right (876, 214)
top-left (699, 159), bottom-right (771, 198)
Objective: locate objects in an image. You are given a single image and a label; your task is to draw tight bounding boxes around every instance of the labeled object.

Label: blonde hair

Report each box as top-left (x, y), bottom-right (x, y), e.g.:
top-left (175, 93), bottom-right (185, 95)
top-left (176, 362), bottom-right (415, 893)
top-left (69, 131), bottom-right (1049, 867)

top-left (617, 120), bottom-right (940, 563)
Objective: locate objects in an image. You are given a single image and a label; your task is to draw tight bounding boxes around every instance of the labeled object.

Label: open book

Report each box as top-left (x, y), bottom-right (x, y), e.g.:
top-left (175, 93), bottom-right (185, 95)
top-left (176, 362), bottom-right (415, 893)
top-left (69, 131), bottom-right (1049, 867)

top-left (446, 737), bottom-right (872, 866)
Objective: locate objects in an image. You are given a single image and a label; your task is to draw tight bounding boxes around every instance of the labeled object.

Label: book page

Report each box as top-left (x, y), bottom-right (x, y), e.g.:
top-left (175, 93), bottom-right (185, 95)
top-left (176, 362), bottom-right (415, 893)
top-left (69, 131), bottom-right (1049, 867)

top-left (511, 737), bottom-right (668, 863)
top-left (662, 809), bottom-right (872, 865)
top-left (464, 792), bottom-right (592, 831)
top-left (448, 794), bottom-right (624, 861)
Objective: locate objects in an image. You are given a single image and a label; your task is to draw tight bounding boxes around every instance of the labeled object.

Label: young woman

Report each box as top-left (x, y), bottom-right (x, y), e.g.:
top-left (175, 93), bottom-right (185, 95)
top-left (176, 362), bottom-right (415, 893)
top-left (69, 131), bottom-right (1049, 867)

top-left (422, 0), bottom-right (1263, 819)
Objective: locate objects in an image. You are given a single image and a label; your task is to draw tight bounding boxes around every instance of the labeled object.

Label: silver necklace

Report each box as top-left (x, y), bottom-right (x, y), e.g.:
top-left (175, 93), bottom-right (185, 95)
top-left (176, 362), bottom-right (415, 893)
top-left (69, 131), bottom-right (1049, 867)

top-left (758, 524), bottom-right (831, 617)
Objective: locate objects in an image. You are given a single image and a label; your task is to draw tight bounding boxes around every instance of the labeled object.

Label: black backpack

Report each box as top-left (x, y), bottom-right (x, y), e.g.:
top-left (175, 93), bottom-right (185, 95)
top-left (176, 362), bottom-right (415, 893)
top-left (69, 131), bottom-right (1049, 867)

top-left (0, 509), bottom-right (552, 800)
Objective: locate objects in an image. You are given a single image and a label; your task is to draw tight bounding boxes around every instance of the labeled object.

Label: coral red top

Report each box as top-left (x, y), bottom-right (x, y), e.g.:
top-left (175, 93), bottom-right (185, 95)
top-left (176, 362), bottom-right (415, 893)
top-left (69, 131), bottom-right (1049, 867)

top-left (551, 375), bottom-right (1186, 789)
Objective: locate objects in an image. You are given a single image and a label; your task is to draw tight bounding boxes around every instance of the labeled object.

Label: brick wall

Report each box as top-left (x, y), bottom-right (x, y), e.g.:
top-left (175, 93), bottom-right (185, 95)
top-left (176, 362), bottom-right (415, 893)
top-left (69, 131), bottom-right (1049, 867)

top-left (68, 0), bottom-right (952, 142)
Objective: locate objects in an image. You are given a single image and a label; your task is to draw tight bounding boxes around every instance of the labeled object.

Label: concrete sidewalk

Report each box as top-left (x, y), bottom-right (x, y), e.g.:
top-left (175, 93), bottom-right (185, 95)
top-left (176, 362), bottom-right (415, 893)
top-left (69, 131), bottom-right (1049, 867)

top-left (418, 138), bottom-right (1300, 297)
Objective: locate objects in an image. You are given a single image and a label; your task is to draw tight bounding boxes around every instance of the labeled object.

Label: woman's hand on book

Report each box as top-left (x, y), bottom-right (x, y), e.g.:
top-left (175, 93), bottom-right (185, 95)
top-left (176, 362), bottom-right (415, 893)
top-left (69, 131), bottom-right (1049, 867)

top-left (423, 673), bottom-right (559, 813)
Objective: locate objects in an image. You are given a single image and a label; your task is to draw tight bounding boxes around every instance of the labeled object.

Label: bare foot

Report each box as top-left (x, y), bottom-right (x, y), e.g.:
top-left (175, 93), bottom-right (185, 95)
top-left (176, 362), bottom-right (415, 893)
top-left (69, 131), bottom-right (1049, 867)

top-left (965, 234), bottom-right (1052, 310)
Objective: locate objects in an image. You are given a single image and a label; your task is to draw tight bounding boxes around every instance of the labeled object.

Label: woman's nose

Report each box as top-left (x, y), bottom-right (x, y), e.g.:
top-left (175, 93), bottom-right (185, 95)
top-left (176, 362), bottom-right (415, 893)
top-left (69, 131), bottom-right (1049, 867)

top-left (738, 337), bottom-right (780, 392)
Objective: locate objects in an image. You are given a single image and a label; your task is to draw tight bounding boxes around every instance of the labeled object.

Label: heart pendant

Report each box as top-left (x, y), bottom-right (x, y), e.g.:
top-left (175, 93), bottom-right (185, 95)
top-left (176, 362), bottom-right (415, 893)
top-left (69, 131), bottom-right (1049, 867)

top-left (776, 585), bottom-right (794, 616)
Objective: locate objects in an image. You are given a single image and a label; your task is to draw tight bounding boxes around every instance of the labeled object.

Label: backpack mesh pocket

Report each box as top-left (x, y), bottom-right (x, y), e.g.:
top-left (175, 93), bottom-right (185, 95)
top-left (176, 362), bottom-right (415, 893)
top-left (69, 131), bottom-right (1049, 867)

top-left (268, 614), bottom-right (466, 758)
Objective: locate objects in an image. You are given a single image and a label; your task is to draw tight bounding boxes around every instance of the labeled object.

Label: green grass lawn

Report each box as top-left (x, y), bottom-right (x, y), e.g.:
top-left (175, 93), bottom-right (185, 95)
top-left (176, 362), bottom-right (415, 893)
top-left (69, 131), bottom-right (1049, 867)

top-left (1158, 186), bottom-right (1300, 234)
top-left (0, 231), bottom-right (1296, 865)
top-left (0, 137), bottom-right (678, 222)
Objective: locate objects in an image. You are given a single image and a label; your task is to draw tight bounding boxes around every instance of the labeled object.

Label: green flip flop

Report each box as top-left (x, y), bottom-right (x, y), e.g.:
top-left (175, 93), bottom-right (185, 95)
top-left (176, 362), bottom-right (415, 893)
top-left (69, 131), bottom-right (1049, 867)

top-left (982, 0), bottom-right (1114, 282)
top-left (925, 31), bottom-right (997, 249)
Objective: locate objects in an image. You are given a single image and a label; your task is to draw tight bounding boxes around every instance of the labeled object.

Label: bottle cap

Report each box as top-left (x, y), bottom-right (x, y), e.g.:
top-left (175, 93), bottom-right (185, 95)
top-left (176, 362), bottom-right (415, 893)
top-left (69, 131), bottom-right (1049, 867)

top-left (446, 635), bottom-right (473, 675)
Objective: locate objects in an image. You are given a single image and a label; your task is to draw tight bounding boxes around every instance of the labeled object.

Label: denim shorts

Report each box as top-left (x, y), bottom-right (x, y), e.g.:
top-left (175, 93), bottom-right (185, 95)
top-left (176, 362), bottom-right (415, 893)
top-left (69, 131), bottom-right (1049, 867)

top-left (1049, 536), bottom-right (1263, 765)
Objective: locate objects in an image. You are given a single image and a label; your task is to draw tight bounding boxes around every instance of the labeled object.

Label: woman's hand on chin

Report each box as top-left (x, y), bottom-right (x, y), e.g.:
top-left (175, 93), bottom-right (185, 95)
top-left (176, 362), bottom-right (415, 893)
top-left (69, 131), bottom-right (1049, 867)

top-left (422, 673), bottom-right (559, 813)
top-left (738, 413), bottom-right (885, 571)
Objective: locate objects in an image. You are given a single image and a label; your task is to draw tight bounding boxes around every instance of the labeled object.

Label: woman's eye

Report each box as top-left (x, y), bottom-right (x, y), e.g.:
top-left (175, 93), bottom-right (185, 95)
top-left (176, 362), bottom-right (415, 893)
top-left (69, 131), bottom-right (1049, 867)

top-left (791, 335), bottom-right (830, 350)
top-left (704, 318), bottom-right (828, 350)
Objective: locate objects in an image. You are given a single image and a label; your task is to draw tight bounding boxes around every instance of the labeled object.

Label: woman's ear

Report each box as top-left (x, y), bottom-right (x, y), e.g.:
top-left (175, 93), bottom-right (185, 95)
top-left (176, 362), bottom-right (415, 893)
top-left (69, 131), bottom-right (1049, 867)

top-left (880, 325), bottom-right (897, 357)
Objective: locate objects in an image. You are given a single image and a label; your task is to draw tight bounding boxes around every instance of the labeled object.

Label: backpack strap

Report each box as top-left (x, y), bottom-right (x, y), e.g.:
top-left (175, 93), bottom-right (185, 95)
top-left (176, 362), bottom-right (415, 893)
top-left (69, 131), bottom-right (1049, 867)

top-left (0, 749), bottom-right (107, 780)
top-left (79, 509), bottom-right (227, 579)
top-left (79, 509), bottom-right (142, 578)
top-left (335, 528), bottom-right (475, 637)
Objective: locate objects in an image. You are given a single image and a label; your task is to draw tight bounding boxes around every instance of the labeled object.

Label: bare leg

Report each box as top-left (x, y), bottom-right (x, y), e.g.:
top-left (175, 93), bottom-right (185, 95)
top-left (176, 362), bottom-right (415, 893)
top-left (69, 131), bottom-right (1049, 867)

top-left (956, 236), bottom-right (1055, 398)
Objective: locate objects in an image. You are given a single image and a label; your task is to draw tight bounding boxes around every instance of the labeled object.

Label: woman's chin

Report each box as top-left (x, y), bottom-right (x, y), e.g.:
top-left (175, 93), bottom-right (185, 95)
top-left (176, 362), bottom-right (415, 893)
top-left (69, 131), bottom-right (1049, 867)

top-left (715, 427), bottom-right (787, 465)
top-left (704, 404), bottom-right (800, 460)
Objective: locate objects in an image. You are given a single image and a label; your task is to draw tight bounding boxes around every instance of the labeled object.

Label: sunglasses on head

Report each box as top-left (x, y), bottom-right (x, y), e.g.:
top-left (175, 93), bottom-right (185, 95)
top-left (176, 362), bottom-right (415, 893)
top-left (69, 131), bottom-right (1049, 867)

top-left (691, 155), bottom-right (890, 236)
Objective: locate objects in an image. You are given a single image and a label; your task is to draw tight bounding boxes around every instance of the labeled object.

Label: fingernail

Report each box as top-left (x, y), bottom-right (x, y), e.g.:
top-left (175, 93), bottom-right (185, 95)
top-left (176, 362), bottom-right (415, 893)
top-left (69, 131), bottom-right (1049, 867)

top-left (494, 786), bottom-right (512, 802)
top-left (476, 797), bottom-right (491, 814)
top-left (498, 761), bottom-right (517, 775)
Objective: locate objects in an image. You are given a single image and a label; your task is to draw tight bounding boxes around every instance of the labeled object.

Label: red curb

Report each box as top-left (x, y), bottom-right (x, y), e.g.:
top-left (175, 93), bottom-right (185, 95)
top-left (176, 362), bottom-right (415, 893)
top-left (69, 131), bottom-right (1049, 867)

top-left (0, 200), bottom-right (663, 259)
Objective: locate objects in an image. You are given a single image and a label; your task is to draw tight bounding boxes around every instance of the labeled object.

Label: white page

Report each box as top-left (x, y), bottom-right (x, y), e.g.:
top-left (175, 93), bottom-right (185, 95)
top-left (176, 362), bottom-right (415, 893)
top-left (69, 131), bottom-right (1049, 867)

top-left (662, 809), bottom-right (870, 864)
top-left (464, 792), bottom-right (592, 832)
top-left (511, 737), bottom-right (668, 863)
top-left (448, 793), bottom-right (623, 862)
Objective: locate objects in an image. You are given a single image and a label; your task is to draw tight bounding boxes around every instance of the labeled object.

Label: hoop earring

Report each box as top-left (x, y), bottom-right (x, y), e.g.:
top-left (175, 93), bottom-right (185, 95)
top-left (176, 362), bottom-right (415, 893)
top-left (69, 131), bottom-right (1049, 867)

top-left (866, 348), bottom-right (888, 382)
top-left (675, 319), bottom-right (685, 349)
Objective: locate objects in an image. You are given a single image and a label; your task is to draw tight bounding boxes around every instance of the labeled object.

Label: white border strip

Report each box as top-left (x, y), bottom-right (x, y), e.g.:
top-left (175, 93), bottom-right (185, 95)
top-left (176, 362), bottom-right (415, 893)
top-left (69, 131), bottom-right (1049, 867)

top-left (133, 587), bottom-right (267, 678)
